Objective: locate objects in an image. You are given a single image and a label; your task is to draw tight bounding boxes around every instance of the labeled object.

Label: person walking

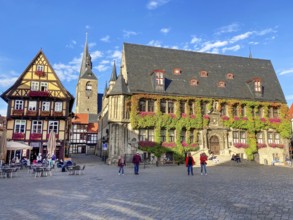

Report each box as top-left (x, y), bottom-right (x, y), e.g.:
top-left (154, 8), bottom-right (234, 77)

top-left (132, 152), bottom-right (142, 175)
top-left (200, 153), bottom-right (208, 175)
top-left (118, 156), bottom-right (126, 175)
top-left (185, 152), bottom-right (195, 176)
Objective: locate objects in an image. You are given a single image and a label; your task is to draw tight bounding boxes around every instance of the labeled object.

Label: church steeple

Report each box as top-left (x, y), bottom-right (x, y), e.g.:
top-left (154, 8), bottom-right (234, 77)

top-left (110, 61), bottom-right (117, 82)
top-left (80, 32), bottom-right (92, 78)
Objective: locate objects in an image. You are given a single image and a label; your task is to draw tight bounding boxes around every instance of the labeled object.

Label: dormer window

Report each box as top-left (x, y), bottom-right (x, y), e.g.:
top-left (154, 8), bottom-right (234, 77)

top-left (226, 73), bottom-right (234, 79)
top-left (190, 79), bottom-right (198, 86)
top-left (254, 79), bottom-right (261, 92)
top-left (40, 82), bottom-right (48, 91)
top-left (200, 71), bottom-right (208, 77)
top-left (156, 72), bottom-right (164, 86)
top-left (173, 68), bottom-right (181, 75)
top-left (218, 81), bottom-right (226, 88)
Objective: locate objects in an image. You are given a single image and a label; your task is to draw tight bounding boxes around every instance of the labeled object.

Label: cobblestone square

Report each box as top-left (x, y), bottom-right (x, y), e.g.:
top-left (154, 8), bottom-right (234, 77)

top-left (1, 158), bottom-right (293, 220)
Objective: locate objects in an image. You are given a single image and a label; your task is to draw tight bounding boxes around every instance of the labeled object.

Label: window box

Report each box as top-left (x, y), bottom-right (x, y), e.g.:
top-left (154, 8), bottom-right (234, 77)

top-left (257, 143), bottom-right (267, 149)
top-left (35, 70), bottom-right (46, 77)
top-left (12, 133), bottom-right (24, 140)
top-left (26, 110), bottom-right (37, 116)
top-left (53, 112), bottom-right (63, 117)
top-left (269, 118), bottom-right (281, 123)
top-left (221, 115), bottom-right (229, 121)
top-left (30, 133), bottom-right (42, 140)
top-left (168, 113), bottom-right (176, 118)
top-left (13, 109), bottom-right (24, 115)
top-left (28, 91), bottom-right (50, 97)
top-left (162, 142), bottom-right (176, 148)
top-left (234, 116), bottom-right (240, 121)
top-left (203, 115), bottom-right (210, 119)
top-left (233, 143), bottom-right (249, 148)
top-left (260, 118), bottom-right (266, 122)
top-left (138, 141), bottom-right (156, 148)
top-left (190, 114), bottom-right (196, 119)
top-left (268, 144), bottom-right (284, 149)
top-left (40, 111), bottom-right (50, 116)
top-left (139, 112), bottom-right (155, 117)
top-left (181, 141), bottom-right (189, 147)
top-left (181, 113), bottom-right (187, 118)
top-left (242, 117), bottom-right (248, 121)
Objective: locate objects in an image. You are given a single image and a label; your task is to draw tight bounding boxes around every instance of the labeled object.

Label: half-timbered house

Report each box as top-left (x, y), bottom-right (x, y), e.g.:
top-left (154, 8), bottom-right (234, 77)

top-left (1, 50), bottom-right (74, 160)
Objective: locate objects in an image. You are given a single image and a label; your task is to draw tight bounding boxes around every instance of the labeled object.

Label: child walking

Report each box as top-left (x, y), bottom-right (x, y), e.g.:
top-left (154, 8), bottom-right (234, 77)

top-left (118, 156), bottom-right (126, 175)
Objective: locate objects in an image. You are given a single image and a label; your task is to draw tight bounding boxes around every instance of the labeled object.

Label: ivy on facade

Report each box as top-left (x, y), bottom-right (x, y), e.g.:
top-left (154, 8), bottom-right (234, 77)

top-left (130, 94), bottom-right (291, 160)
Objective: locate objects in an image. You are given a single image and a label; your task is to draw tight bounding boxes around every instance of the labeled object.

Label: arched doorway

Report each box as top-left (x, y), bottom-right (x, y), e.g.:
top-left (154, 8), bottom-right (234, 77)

top-left (209, 135), bottom-right (220, 155)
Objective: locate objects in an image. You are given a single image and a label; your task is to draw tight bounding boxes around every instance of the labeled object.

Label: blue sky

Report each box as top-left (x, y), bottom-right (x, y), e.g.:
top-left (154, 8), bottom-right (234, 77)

top-left (1, 0), bottom-right (293, 116)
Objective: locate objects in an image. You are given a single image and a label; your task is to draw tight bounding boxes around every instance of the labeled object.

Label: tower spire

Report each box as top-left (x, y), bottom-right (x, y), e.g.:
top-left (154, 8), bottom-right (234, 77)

top-left (80, 33), bottom-right (92, 78)
top-left (110, 60), bottom-right (118, 81)
top-left (249, 47), bottom-right (252, 58)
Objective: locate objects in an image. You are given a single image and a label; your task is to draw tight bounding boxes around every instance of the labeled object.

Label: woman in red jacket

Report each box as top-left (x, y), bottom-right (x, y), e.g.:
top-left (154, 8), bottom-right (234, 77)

top-left (200, 153), bottom-right (208, 175)
top-left (185, 153), bottom-right (195, 176)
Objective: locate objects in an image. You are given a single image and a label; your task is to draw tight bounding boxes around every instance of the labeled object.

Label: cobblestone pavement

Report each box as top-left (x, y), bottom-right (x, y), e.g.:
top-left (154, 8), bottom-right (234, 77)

top-left (1, 156), bottom-right (293, 220)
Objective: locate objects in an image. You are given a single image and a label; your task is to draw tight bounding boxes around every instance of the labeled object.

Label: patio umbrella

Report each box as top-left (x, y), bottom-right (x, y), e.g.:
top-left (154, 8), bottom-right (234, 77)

top-left (6, 140), bottom-right (32, 164)
top-left (0, 129), bottom-right (7, 162)
top-left (47, 130), bottom-right (56, 157)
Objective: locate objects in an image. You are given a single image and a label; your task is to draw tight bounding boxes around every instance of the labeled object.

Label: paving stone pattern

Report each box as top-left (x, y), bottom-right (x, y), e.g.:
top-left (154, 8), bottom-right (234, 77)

top-left (1, 155), bottom-right (293, 220)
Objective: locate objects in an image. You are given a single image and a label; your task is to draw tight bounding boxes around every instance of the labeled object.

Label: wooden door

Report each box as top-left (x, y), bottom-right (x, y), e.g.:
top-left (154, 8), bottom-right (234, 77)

top-left (210, 135), bottom-right (220, 155)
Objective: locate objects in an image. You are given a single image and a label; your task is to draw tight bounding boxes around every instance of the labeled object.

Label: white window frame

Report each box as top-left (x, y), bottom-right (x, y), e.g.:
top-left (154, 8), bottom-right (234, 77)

top-left (156, 72), bottom-right (164, 86)
top-left (48, 121), bottom-right (59, 133)
top-left (40, 82), bottom-right (48, 91)
top-left (37, 65), bottom-right (44, 71)
top-left (31, 81), bottom-right (39, 91)
top-left (55, 102), bottom-right (62, 112)
top-left (15, 100), bottom-right (24, 110)
top-left (32, 120), bottom-right (42, 134)
top-left (28, 101), bottom-right (37, 111)
top-left (14, 120), bottom-right (26, 133)
top-left (42, 101), bottom-right (50, 111)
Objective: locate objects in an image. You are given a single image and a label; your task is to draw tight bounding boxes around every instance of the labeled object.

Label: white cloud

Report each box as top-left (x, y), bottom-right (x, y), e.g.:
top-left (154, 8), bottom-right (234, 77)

top-left (91, 50), bottom-right (103, 61)
top-left (123, 30), bottom-right (138, 38)
top-left (248, 41), bottom-right (259, 45)
top-left (255, 28), bottom-right (276, 36)
top-left (222, 45), bottom-right (241, 53)
top-left (111, 50), bottom-right (122, 60)
top-left (279, 68), bottom-right (293, 76)
top-left (53, 63), bottom-right (79, 82)
top-left (229, 32), bottom-right (253, 44)
top-left (100, 60), bottom-right (110, 65)
top-left (148, 40), bottom-right (162, 47)
top-left (215, 23), bottom-right (239, 35)
top-left (190, 36), bottom-right (201, 44)
top-left (85, 25), bottom-right (91, 29)
top-left (95, 64), bottom-right (109, 72)
top-left (160, 28), bottom-right (170, 34)
top-left (0, 72), bottom-right (18, 88)
top-left (66, 40), bottom-right (77, 48)
top-left (146, 0), bottom-right (169, 10)
top-left (88, 42), bottom-right (96, 48)
top-left (199, 40), bottom-right (228, 52)
top-left (101, 35), bottom-right (110, 43)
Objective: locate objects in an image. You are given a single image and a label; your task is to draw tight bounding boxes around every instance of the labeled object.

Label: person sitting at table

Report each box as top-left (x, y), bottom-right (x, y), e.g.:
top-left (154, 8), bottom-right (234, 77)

top-left (37, 153), bottom-right (42, 163)
top-left (15, 157), bottom-right (20, 164)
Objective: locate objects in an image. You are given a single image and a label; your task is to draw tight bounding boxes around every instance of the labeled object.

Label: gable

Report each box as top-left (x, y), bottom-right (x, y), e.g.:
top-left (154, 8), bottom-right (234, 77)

top-left (1, 50), bottom-right (73, 101)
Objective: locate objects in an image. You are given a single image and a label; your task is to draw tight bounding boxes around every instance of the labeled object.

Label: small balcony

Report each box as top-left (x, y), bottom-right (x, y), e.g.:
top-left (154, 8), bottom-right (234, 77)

top-left (26, 110), bottom-right (37, 116)
top-left (30, 133), bottom-right (42, 140)
top-left (28, 91), bottom-right (50, 97)
top-left (12, 133), bottom-right (25, 140)
top-left (35, 70), bottom-right (46, 77)
top-left (53, 111), bottom-right (63, 117)
top-left (40, 111), bottom-right (50, 116)
top-left (12, 109), bottom-right (24, 116)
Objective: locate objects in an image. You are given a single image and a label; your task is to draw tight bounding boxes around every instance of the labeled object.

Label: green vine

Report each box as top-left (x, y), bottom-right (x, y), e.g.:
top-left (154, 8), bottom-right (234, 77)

top-left (130, 94), bottom-right (291, 161)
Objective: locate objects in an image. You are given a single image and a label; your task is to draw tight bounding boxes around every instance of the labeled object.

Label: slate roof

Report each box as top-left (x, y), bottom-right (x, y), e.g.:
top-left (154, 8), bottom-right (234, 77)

top-left (123, 43), bottom-right (286, 103)
top-left (108, 74), bottom-right (131, 96)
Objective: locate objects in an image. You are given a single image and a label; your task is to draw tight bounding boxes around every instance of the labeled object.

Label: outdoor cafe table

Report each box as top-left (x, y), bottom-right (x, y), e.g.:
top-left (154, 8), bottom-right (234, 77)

top-left (67, 165), bottom-right (81, 175)
top-left (32, 165), bottom-right (50, 177)
top-left (1, 167), bottom-right (16, 178)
